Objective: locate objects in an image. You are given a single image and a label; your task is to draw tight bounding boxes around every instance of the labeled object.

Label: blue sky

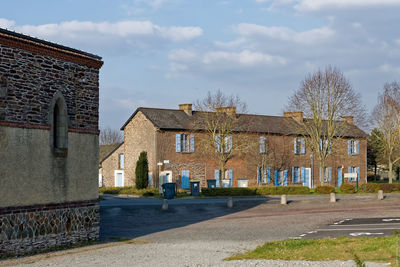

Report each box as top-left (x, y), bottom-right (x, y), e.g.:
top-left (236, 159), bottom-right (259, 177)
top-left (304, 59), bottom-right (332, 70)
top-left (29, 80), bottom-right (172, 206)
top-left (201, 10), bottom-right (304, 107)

top-left (2, 0), bottom-right (400, 131)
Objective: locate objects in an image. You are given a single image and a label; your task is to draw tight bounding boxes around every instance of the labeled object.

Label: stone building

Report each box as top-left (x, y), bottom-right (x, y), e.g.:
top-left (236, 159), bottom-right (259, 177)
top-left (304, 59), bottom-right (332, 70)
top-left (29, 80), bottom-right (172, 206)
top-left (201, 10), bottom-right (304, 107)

top-left (100, 104), bottom-right (367, 189)
top-left (0, 28), bottom-right (103, 256)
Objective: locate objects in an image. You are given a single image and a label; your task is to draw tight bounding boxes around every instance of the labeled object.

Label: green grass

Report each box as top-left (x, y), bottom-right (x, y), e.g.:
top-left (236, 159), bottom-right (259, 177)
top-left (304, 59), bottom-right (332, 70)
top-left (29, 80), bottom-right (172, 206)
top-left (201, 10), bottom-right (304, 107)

top-left (227, 235), bottom-right (399, 265)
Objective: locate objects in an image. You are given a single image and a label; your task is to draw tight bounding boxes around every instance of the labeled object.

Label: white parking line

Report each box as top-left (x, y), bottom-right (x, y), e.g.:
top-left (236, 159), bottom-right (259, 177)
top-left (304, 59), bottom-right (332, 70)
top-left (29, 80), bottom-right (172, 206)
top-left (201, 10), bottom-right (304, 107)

top-left (317, 227), bottom-right (399, 231)
top-left (349, 232), bottom-right (384, 237)
top-left (329, 223), bottom-right (400, 227)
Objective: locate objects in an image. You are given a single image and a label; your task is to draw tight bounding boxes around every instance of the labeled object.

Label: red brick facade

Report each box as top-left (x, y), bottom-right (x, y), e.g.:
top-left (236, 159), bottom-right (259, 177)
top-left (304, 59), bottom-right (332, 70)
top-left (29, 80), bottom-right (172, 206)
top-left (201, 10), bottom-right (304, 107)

top-left (100, 106), bottom-right (367, 189)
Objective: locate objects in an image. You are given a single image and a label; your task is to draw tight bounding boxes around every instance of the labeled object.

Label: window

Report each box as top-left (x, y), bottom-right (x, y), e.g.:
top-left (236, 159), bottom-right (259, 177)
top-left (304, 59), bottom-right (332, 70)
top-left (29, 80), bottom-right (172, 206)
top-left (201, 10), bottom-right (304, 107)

top-left (348, 140), bottom-right (360, 155)
top-left (259, 136), bottom-right (267, 153)
top-left (176, 134), bottom-right (195, 152)
top-left (50, 91), bottom-right (68, 156)
top-left (257, 166), bottom-right (271, 184)
top-left (215, 135), bottom-right (232, 153)
top-left (319, 167), bottom-right (332, 183)
top-left (294, 137), bottom-right (306, 154)
top-left (292, 167), bottom-right (300, 183)
top-left (320, 139), bottom-right (332, 154)
top-left (119, 153), bottom-right (124, 169)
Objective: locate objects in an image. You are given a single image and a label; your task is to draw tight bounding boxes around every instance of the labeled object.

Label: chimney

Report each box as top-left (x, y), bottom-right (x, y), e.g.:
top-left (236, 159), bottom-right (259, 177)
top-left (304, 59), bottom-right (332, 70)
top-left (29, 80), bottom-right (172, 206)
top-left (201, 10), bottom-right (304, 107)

top-left (342, 116), bottom-right (354, 124)
top-left (284, 112), bottom-right (303, 122)
top-left (179, 103), bottom-right (192, 116)
top-left (216, 106), bottom-right (236, 116)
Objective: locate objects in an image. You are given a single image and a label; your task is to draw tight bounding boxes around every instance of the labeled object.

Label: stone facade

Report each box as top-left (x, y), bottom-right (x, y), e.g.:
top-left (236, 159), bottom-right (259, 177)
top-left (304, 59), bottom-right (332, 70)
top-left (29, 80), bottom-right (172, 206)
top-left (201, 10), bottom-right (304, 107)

top-left (0, 28), bottom-right (102, 256)
top-left (101, 105), bottom-right (367, 189)
top-left (99, 143), bottom-right (124, 187)
top-left (0, 200), bottom-right (99, 257)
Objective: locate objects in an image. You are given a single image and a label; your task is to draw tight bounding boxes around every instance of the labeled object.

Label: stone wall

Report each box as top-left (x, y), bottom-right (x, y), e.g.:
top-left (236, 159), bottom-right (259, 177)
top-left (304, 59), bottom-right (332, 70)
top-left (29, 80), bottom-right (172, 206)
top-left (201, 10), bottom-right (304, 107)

top-left (100, 144), bottom-right (124, 187)
top-left (0, 200), bottom-right (99, 257)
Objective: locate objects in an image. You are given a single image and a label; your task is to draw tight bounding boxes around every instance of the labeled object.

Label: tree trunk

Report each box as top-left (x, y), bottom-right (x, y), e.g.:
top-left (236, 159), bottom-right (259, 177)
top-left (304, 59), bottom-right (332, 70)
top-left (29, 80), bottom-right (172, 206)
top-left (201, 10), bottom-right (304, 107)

top-left (374, 164), bottom-right (377, 181)
top-left (220, 163), bottom-right (226, 187)
top-left (389, 160), bottom-right (393, 184)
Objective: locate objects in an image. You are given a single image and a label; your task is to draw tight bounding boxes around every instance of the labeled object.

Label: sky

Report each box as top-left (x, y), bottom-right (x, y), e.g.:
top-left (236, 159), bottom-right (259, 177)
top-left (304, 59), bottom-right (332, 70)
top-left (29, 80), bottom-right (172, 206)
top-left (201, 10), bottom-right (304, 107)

top-left (2, 0), bottom-right (400, 131)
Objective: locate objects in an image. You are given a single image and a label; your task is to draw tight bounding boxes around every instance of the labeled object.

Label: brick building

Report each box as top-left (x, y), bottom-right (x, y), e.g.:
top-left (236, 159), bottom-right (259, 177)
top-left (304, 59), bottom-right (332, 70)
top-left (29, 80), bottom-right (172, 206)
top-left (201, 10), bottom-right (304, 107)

top-left (100, 104), bottom-right (367, 189)
top-left (0, 28), bottom-right (103, 256)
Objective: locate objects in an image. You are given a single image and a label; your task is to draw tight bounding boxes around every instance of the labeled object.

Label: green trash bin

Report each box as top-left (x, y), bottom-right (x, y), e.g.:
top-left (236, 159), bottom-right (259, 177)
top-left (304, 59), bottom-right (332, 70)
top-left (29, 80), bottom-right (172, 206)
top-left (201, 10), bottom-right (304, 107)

top-left (162, 183), bottom-right (176, 199)
top-left (190, 181), bottom-right (200, 196)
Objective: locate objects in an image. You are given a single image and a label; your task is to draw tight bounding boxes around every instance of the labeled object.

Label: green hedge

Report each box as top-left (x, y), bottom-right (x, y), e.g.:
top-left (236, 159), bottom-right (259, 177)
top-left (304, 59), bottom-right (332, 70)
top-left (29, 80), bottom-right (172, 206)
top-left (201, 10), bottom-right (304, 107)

top-left (315, 186), bottom-right (335, 194)
top-left (360, 183), bottom-right (380, 193)
top-left (340, 184), bottom-right (355, 193)
top-left (99, 186), bottom-right (158, 196)
top-left (201, 186), bottom-right (310, 197)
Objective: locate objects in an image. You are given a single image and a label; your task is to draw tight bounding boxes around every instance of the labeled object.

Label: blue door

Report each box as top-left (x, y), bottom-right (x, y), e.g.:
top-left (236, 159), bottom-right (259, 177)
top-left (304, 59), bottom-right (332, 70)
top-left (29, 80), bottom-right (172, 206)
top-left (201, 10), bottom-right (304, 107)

top-left (181, 170), bottom-right (190, 189)
top-left (337, 167), bottom-right (342, 187)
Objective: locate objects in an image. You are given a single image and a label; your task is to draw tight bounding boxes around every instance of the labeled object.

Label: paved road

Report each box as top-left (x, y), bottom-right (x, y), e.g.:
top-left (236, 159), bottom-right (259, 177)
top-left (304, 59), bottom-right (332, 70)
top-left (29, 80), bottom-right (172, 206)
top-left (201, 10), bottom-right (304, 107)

top-left (4, 193), bottom-right (400, 267)
top-left (297, 217), bottom-right (400, 239)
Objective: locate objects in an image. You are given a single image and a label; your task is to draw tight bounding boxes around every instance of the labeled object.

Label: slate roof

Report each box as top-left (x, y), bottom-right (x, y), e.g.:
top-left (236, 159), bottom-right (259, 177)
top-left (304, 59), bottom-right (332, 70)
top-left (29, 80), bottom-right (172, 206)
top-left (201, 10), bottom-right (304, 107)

top-left (121, 107), bottom-right (368, 138)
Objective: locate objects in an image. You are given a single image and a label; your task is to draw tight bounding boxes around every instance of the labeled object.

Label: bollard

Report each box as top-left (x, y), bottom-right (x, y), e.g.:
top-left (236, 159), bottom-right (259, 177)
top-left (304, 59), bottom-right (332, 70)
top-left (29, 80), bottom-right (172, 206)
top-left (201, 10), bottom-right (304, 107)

top-left (281, 194), bottom-right (287, 205)
top-left (227, 197), bottom-right (233, 208)
top-left (378, 190), bottom-right (384, 200)
top-left (330, 192), bottom-right (336, 203)
top-left (162, 199), bottom-right (168, 210)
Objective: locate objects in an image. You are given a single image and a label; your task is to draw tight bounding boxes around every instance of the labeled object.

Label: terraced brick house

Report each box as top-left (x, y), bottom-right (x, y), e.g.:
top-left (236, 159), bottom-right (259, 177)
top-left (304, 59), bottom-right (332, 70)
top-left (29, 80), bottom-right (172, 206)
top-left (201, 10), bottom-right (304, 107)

top-left (0, 28), bottom-right (103, 256)
top-left (99, 104), bottom-right (367, 190)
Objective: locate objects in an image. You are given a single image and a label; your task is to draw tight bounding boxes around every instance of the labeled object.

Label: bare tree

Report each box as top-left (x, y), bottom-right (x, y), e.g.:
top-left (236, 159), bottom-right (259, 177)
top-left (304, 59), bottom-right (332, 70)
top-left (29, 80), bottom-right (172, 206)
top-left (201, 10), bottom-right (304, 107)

top-left (193, 90), bottom-right (252, 186)
top-left (99, 127), bottom-right (123, 145)
top-left (286, 66), bottom-right (366, 184)
top-left (372, 82), bottom-right (400, 184)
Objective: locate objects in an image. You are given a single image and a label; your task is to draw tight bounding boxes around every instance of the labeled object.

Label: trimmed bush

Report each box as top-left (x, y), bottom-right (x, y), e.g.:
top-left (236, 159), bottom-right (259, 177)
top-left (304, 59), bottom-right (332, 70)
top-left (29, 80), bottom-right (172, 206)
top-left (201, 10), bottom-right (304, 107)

top-left (315, 186), bottom-right (335, 194)
top-left (360, 183), bottom-right (380, 193)
top-left (340, 183), bottom-right (356, 193)
top-left (256, 186), bottom-right (310, 195)
top-left (377, 183), bottom-right (396, 193)
top-left (99, 186), bottom-right (158, 196)
top-left (201, 188), bottom-right (257, 197)
top-left (135, 151), bottom-right (149, 189)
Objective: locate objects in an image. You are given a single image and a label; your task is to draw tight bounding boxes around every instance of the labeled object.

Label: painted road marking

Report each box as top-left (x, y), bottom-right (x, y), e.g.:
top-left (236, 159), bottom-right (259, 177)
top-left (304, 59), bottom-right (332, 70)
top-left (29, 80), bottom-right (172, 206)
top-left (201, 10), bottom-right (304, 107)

top-left (316, 227), bottom-right (400, 231)
top-left (349, 232), bottom-right (384, 237)
top-left (333, 218), bottom-right (352, 225)
top-left (329, 223), bottom-right (400, 227)
top-left (383, 218), bottom-right (400, 222)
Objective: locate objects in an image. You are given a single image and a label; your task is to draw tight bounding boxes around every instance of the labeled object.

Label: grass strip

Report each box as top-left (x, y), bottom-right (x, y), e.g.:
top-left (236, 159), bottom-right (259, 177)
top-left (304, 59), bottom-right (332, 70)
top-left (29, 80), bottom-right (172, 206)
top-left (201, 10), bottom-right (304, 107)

top-left (226, 235), bottom-right (398, 265)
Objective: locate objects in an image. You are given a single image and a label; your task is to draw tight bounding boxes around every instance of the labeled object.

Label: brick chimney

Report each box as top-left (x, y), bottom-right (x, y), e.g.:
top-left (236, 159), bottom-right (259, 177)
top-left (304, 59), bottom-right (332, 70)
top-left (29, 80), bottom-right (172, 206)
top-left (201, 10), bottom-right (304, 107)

top-left (216, 106), bottom-right (236, 116)
top-left (342, 116), bottom-right (354, 124)
top-left (284, 112), bottom-right (303, 122)
top-left (179, 103), bottom-right (192, 116)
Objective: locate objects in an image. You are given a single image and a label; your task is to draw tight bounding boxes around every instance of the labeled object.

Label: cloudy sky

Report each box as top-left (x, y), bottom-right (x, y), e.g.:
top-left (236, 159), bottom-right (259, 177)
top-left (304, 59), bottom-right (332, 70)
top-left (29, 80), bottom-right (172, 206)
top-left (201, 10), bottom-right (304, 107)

top-left (2, 0), bottom-right (400, 131)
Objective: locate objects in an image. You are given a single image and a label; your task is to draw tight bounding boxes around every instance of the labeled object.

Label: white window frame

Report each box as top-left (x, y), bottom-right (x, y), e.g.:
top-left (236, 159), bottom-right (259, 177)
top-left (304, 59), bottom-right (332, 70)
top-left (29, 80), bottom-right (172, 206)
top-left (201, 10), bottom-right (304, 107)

top-left (119, 153), bottom-right (124, 169)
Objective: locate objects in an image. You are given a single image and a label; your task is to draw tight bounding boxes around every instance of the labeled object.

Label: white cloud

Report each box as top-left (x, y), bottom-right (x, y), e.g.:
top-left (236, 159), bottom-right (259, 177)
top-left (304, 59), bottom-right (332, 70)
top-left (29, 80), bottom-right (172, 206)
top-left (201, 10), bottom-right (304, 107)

top-left (202, 50), bottom-right (286, 66)
top-left (0, 18), bottom-right (15, 29)
top-left (235, 23), bottom-right (334, 44)
top-left (295, 0), bottom-right (400, 12)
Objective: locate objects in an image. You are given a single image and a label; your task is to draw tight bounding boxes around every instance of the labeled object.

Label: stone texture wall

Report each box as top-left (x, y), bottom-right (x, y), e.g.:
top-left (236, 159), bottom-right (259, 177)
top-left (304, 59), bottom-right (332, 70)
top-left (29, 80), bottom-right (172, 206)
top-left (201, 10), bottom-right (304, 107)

top-left (123, 111), bottom-right (157, 187)
top-left (0, 200), bottom-right (99, 257)
top-left (100, 144), bottom-right (124, 187)
top-left (0, 44), bottom-right (99, 131)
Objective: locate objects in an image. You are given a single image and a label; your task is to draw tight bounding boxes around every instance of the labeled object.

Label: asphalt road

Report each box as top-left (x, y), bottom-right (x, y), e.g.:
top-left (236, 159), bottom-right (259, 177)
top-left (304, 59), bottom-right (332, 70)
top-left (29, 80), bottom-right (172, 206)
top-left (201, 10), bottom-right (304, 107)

top-left (297, 217), bottom-right (400, 239)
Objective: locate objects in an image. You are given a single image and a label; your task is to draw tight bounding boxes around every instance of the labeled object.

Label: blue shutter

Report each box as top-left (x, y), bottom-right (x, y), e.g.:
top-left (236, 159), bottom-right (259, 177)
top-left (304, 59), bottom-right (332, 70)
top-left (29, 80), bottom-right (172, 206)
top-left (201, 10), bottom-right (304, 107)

top-left (337, 167), bottom-right (342, 187)
top-left (292, 167), bottom-right (295, 183)
top-left (229, 169), bottom-right (233, 187)
top-left (181, 170), bottom-right (190, 189)
top-left (284, 170), bottom-right (288, 186)
top-left (257, 168), bottom-right (260, 184)
top-left (328, 167), bottom-right (332, 182)
top-left (348, 167), bottom-right (352, 173)
top-left (357, 166), bottom-right (360, 181)
top-left (356, 140), bottom-right (360, 155)
top-left (229, 136), bottom-right (233, 152)
top-left (176, 134), bottom-right (181, 152)
top-left (301, 167), bottom-right (305, 183)
top-left (301, 138), bottom-right (306, 154)
top-left (215, 169), bottom-right (220, 187)
top-left (274, 170), bottom-right (278, 186)
top-left (294, 138), bottom-right (297, 154)
top-left (348, 140), bottom-right (351, 155)
top-left (190, 134), bottom-right (195, 152)
top-left (267, 167), bottom-right (271, 183)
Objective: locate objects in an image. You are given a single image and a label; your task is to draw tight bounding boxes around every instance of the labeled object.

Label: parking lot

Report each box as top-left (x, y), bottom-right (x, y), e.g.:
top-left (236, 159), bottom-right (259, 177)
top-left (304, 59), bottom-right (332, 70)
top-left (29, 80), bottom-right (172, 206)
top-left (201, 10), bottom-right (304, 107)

top-left (4, 193), bottom-right (400, 266)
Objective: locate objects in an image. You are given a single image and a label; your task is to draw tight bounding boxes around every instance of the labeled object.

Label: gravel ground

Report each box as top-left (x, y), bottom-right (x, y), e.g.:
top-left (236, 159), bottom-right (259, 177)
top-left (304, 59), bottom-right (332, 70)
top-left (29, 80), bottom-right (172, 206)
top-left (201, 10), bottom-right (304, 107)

top-left (2, 194), bottom-right (399, 267)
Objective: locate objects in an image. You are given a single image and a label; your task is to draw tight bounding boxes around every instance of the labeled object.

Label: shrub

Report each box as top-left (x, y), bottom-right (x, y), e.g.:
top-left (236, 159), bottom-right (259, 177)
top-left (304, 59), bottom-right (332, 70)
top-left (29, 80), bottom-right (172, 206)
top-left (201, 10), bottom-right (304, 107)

top-left (201, 188), bottom-right (257, 197)
top-left (340, 183), bottom-right (356, 193)
top-left (135, 151), bottom-right (149, 189)
top-left (360, 183), bottom-right (380, 193)
top-left (99, 186), bottom-right (158, 197)
top-left (315, 186), bottom-right (335, 194)
top-left (377, 183), bottom-right (396, 193)
top-left (256, 186), bottom-right (310, 195)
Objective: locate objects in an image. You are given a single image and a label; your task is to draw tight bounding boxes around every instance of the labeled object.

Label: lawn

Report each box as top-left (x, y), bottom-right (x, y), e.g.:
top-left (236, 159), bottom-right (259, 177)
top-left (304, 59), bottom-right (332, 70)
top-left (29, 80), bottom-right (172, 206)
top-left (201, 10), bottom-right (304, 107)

top-left (227, 235), bottom-right (399, 265)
